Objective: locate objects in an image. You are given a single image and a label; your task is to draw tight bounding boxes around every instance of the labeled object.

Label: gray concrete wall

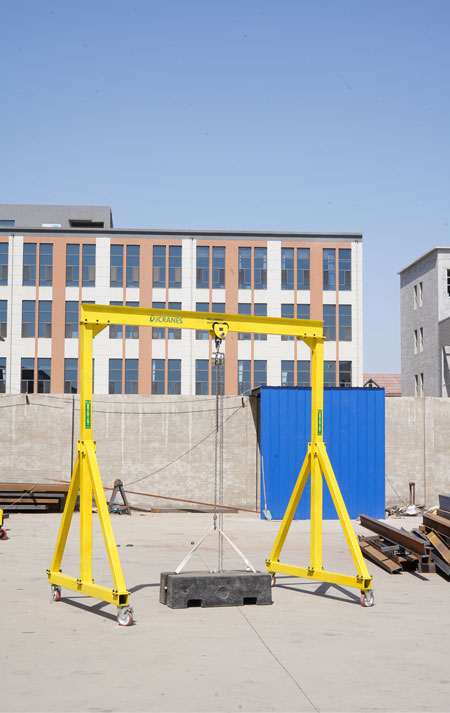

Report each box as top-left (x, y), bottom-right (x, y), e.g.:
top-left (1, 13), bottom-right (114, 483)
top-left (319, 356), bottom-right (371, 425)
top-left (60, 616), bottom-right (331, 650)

top-left (0, 394), bottom-right (259, 512)
top-left (386, 396), bottom-right (450, 508)
top-left (3, 392), bottom-right (450, 514)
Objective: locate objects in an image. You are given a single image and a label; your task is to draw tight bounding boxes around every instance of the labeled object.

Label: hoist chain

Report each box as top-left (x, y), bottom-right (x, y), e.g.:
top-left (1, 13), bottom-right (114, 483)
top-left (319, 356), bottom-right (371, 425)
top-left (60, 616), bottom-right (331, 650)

top-left (213, 337), bottom-right (225, 572)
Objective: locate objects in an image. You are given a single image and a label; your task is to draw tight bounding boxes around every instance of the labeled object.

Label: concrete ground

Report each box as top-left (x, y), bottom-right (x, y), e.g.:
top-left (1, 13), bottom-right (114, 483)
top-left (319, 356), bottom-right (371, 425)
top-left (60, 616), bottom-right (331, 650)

top-left (0, 511), bottom-right (449, 713)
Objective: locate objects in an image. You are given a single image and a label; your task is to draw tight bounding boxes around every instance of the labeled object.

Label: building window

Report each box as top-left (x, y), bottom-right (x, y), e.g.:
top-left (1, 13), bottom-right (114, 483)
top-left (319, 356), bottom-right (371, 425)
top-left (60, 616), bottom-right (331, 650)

top-left (37, 358), bottom-right (51, 393)
top-left (82, 244), bottom-right (95, 286)
top-left (109, 359), bottom-right (122, 394)
top-left (419, 326), bottom-right (423, 352)
top-left (254, 247), bottom-right (267, 290)
top-left (0, 219), bottom-right (14, 227)
top-left (0, 243), bottom-right (8, 285)
top-left (65, 301), bottom-right (79, 338)
top-left (168, 301), bottom-right (181, 339)
top-left (238, 303), bottom-right (251, 340)
top-left (324, 361), bottom-right (336, 387)
top-left (239, 247), bottom-right (251, 289)
top-left (153, 245), bottom-right (166, 287)
top-left (126, 245), bottom-right (140, 287)
top-left (126, 301), bottom-right (139, 339)
top-left (323, 304), bottom-right (336, 341)
top-left (254, 303), bottom-right (267, 341)
top-left (196, 246), bottom-right (209, 288)
top-left (281, 304), bottom-right (294, 340)
top-left (238, 360), bottom-right (251, 395)
top-left (0, 357), bottom-right (6, 393)
top-left (414, 285), bottom-right (418, 309)
top-left (38, 301), bottom-right (52, 338)
top-left (110, 245), bottom-right (123, 287)
top-left (152, 359), bottom-right (165, 394)
top-left (281, 360), bottom-right (294, 386)
top-left (23, 243), bottom-right (37, 286)
top-left (22, 300), bottom-right (35, 338)
top-left (297, 360), bottom-right (310, 387)
top-left (254, 360), bottom-right (267, 388)
top-left (281, 248), bottom-right (294, 290)
top-left (339, 304), bottom-right (352, 341)
top-left (339, 249), bottom-right (351, 291)
top-left (196, 302), bottom-right (209, 340)
top-left (0, 300), bottom-right (6, 339)
top-left (339, 361), bottom-right (352, 387)
top-left (414, 329), bottom-right (418, 354)
top-left (323, 248), bottom-right (336, 291)
top-left (64, 358), bottom-right (78, 393)
top-left (297, 248), bottom-right (310, 290)
top-left (297, 303), bottom-right (310, 320)
top-left (447, 271), bottom-right (450, 298)
top-left (39, 244), bottom-right (53, 286)
top-left (21, 358), bottom-right (34, 393)
top-left (109, 301), bottom-right (123, 339)
top-left (66, 244), bottom-right (80, 286)
top-left (169, 245), bottom-right (182, 288)
top-left (416, 373), bottom-right (424, 396)
top-left (419, 281), bottom-right (423, 306)
top-left (168, 359), bottom-right (181, 394)
top-left (125, 359), bottom-right (138, 394)
top-left (212, 247), bottom-right (225, 288)
top-left (196, 359), bottom-right (209, 395)
top-left (152, 301), bottom-right (165, 339)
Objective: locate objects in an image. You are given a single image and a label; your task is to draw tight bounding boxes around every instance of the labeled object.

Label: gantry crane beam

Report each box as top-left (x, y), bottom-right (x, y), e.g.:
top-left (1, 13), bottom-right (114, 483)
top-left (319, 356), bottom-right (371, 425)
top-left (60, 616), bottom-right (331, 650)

top-left (48, 304), bottom-right (373, 625)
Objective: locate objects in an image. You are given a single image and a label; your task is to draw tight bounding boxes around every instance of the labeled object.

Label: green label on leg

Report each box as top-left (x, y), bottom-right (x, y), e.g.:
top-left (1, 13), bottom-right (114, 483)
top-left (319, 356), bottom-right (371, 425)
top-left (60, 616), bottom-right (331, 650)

top-left (85, 400), bottom-right (91, 429)
top-left (317, 409), bottom-right (322, 435)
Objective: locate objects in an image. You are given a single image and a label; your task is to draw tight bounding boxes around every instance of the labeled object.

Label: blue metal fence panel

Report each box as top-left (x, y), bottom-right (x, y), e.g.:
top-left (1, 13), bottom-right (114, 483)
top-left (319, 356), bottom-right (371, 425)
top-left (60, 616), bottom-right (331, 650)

top-left (260, 387), bottom-right (385, 520)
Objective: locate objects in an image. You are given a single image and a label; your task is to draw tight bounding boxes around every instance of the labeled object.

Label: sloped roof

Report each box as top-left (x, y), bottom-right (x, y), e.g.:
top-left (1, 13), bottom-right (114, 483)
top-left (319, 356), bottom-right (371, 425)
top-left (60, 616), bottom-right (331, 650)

top-left (363, 374), bottom-right (402, 396)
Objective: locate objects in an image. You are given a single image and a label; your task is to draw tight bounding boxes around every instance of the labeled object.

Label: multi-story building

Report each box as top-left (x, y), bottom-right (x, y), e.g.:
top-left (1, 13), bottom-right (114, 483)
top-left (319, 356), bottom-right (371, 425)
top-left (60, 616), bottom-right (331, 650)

top-left (400, 247), bottom-right (450, 397)
top-left (0, 204), bottom-right (363, 396)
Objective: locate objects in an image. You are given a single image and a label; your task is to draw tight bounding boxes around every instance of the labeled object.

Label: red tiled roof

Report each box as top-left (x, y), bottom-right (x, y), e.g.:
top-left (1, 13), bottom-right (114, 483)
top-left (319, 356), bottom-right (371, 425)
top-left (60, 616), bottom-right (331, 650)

top-left (363, 373), bottom-right (402, 396)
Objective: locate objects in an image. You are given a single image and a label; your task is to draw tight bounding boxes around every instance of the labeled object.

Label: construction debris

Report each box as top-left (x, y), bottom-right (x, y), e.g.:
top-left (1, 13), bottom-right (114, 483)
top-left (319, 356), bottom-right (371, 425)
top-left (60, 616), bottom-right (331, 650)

top-left (359, 494), bottom-right (450, 578)
top-left (358, 514), bottom-right (435, 573)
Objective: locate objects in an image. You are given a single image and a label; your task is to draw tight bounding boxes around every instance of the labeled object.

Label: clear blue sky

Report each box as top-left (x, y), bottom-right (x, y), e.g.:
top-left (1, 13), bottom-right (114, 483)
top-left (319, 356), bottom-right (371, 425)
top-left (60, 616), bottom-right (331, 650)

top-left (2, 0), bottom-right (450, 373)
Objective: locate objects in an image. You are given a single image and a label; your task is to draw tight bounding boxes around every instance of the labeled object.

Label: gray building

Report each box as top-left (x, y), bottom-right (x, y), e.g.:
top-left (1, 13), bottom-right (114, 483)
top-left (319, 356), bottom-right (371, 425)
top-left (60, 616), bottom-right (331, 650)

top-left (0, 204), bottom-right (113, 229)
top-left (400, 247), bottom-right (450, 396)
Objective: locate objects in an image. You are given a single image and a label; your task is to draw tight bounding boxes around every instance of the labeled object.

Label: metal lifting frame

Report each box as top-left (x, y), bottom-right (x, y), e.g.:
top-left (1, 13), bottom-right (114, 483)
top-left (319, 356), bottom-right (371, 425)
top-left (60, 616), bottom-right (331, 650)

top-left (48, 303), bottom-right (372, 619)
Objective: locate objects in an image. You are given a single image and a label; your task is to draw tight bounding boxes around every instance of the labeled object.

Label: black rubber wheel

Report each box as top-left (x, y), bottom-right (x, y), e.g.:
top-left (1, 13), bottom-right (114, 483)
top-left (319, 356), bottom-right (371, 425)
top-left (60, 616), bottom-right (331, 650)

top-left (0, 528), bottom-right (7, 541)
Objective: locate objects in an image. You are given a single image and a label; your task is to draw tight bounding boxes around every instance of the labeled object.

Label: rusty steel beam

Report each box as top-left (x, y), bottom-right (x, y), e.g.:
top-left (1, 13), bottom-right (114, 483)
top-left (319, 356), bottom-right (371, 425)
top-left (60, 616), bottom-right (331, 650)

top-left (423, 512), bottom-right (450, 540)
top-left (359, 514), bottom-right (427, 556)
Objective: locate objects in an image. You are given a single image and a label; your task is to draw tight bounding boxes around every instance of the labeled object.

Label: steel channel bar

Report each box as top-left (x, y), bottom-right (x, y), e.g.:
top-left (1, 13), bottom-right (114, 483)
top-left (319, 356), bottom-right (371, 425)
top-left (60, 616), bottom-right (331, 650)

top-left (359, 514), bottom-right (427, 556)
top-left (423, 513), bottom-right (450, 539)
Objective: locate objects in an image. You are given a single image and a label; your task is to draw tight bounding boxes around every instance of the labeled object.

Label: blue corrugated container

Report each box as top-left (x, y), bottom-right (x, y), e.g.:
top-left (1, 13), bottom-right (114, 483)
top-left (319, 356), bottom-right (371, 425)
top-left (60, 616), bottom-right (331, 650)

top-left (259, 387), bottom-right (385, 520)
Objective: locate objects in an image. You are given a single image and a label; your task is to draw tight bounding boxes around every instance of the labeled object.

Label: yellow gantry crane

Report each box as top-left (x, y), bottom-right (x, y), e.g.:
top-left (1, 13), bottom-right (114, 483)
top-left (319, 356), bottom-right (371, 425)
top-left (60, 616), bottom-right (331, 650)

top-left (48, 304), bottom-right (373, 626)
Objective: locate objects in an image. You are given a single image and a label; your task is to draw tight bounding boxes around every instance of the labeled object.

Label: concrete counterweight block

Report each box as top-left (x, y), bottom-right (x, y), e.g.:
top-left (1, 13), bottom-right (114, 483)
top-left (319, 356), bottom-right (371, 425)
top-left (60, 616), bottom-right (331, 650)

top-left (160, 570), bottom-right (272, 609)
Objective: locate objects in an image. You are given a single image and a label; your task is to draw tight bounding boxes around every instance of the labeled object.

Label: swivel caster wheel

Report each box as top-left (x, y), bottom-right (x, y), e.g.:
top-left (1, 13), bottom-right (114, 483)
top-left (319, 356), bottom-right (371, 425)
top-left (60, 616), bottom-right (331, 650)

top-left (51, 585), bottom-right (62, 602)
top-left (360, 590), bottom-right (374, 608)
top-left (271, 574), bottom-right (276, 588)
top-left (0, 528), bottom-right (7, 540)
top-left (117, 606), bottom-right (134, 626)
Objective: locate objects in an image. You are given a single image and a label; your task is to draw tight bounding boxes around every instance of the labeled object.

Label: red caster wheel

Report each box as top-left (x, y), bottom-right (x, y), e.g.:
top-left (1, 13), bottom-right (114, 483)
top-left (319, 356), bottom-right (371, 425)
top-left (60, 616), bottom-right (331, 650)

top-left (271, 574), bottom-right (276, 588)
top-left (51, 586), bottom-right (62, 602)
top-left (117, 606), bottom-right (134, 626)
top-left (0, 528), bottom-right (7, 541)
top-left (360, 590), bottom-right (374, 607)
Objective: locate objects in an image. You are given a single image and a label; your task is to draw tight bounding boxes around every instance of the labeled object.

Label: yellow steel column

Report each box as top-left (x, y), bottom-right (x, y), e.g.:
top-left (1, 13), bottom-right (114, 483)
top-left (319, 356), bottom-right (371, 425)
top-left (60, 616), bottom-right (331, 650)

top-left (310, 338), bottom-right (324, 571)
top-left (79, 323), bottom-right (93, 583)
